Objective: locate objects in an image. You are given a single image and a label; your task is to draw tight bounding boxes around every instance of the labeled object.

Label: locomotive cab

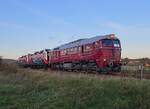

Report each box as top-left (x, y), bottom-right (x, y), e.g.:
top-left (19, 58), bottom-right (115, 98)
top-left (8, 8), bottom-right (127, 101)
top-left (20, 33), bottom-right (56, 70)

top-left (99, 34), bottom-right (121, 72)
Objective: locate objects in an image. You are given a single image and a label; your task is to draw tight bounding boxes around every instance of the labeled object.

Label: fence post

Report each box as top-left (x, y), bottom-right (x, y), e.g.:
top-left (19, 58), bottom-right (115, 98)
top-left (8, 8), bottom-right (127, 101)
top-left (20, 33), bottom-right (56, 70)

top-left (139, 64), bottom-right (144, 80)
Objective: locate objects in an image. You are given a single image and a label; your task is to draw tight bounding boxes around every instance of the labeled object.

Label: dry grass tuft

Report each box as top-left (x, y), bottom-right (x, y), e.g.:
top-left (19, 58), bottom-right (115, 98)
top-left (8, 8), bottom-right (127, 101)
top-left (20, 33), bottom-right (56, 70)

top-left (0, 57), bottom-right (18, 74)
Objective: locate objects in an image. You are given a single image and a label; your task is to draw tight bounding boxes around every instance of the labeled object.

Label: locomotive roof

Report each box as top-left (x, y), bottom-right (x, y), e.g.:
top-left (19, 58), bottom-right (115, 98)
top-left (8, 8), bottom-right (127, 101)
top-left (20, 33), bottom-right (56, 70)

top-left (57, 34), bottom-right (118, 50)
top-left (39, 49), bottom-right (51, 53)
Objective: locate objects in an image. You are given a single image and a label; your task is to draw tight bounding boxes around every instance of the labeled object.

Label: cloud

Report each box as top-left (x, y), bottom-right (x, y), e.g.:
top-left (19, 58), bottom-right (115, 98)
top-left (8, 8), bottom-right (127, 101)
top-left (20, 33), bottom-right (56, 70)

top-left (9, 0), bottom-right (48, 18)
top-left (0, 22), bottom-right (25, 29)
top-left (104, 21), bottom-right (125, 30)
top-left (104, 21), bottom-right (150, 37)
top-left (10, 0), bottom-right (74, 26)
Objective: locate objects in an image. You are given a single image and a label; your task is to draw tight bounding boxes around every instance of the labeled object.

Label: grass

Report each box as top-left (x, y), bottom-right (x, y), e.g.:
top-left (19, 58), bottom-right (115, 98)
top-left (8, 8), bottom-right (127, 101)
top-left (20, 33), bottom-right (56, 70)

top-left (0, 60), bottom-right (150, 109)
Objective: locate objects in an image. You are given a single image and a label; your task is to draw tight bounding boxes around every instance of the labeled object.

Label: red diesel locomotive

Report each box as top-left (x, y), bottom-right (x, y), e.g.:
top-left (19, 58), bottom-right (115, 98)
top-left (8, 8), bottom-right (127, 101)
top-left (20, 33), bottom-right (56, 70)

top-left (18, 34), bottom-right (122, 73)
top-left (18, 49), bottom-right (50, 68)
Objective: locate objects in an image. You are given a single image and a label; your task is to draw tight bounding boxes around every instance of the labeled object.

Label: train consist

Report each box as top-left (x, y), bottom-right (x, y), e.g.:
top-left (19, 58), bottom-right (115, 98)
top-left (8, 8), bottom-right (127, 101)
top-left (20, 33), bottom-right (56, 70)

top-left (18, 34), bottom-right (122, 73)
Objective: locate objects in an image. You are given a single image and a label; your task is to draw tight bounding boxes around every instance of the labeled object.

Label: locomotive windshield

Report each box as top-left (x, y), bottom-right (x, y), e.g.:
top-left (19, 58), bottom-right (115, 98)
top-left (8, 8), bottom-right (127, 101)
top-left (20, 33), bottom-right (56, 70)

top-left (102, 39), bottom-right (113, 47)
top-left (102, 39), bottom-right (120, 47)
top-left (113, 39), bottom-right (120, 47)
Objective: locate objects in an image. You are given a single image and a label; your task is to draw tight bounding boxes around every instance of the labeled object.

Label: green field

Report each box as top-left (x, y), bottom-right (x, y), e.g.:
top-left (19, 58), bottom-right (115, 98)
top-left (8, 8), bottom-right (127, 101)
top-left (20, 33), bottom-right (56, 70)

top-left (0, 62), bottom-right (150, 109)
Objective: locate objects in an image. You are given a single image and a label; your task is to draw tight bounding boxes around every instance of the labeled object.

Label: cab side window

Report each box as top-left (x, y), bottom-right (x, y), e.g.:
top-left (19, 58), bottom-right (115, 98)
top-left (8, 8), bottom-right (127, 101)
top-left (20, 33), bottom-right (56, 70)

top-left (94, 41), bottom-right (100, 49)
top-left (83, 44), bottom-right (92, 53)
top-left (60, 49), bottom-right (67, 56)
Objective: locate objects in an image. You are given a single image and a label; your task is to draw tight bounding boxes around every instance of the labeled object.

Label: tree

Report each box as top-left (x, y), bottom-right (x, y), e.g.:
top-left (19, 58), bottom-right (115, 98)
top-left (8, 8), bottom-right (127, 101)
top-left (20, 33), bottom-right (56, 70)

top-left (0, 56), bottom-right (2, 67)
top-left (141, 58), bottom-right (149, 65)
top-left (123, 57), bottom-right (130, 65)
top-left (0, 56), bottom-right (2, 64)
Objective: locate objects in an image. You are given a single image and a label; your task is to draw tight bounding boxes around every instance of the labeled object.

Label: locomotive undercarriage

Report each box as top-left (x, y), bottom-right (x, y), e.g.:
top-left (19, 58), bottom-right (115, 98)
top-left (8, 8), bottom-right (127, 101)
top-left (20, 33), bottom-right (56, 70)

top-left (21, 60), bottom-right (121, 73)
top-left (49, 60), bottom-right (121, 73)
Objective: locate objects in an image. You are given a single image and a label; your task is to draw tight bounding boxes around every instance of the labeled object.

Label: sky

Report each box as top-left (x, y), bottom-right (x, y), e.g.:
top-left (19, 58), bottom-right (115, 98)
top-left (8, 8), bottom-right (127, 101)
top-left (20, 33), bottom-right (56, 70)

top-left (0, 0), bottom-right (150, 59)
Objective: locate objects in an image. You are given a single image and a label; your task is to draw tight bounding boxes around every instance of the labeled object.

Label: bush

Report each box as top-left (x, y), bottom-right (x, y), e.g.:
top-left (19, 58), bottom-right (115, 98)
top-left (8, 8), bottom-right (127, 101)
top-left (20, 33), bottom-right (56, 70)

top-left (0, 56), bottom-right (3, 70)
top-left (0, 56), bottom-right (2, 66)
top-left (0, 57), bottom-right (18, 74)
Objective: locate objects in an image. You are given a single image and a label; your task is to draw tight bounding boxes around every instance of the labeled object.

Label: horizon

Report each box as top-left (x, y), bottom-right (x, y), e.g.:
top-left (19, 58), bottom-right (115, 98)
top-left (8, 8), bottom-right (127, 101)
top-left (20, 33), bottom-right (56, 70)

top-left (0, 0), bottom-right (150, 59)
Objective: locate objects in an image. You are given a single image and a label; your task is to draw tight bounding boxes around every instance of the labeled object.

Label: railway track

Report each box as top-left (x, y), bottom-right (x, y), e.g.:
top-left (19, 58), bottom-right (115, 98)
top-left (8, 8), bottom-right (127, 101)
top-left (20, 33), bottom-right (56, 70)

top-left (22, 67), bottom-right (150, 80)
top-left (109, 72), bottom-right (150, 79)
top-left (67, 70), bottom-right (150, 79)
top-left (55, 69), bottom-right (150, 80)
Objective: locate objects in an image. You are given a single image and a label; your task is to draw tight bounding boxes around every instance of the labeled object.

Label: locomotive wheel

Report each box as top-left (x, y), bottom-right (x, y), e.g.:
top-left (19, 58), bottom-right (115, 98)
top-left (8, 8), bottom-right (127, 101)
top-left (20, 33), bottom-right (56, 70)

top-left (99, 67), bottom-right (111, 74)
top-left (112, 66), bottom-right (121, 72)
